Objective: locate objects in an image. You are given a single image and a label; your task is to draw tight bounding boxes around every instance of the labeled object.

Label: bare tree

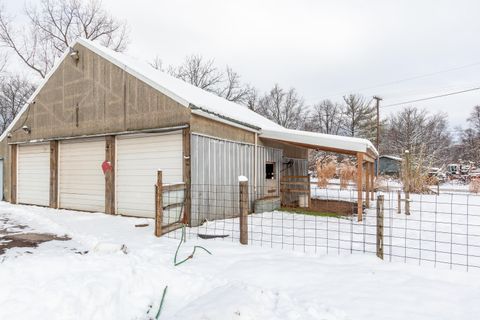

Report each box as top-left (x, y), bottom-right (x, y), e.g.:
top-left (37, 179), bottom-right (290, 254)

top-left (149, 55), bottom-right (164, 71)
top-left (257, 84), bottom-right (308, 129)
top-left (0, 0), bottom-right (129, 78)
top-left (458, 127), bottom-right (480, 162)
top-left (455, 105), bottom-right (480, 163)
top-left (341, 94), bottom-right (375, 138)
top-left (168, 54), bottom-right (252, 104)
top-left (245, 87), bottom-right (259, 111)
top-left (168, 54), bottom-right (223, 92)
top-left (0, 74), bottom-right (36, 133)
top-left (305, 99), bottom-right (343, 134)
top-left (467, 105), bottom-right (480, 134)
top-left (216, 67), bottom-right (251, 104)
top-left (381, 107), bottom-right (451, 165)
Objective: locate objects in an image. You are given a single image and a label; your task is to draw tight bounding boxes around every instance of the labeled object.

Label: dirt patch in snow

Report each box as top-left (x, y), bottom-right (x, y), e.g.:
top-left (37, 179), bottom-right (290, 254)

top-left (0, 232), bottom-right (71, 255)
top-left (0, 216), bottom-right (70, 255)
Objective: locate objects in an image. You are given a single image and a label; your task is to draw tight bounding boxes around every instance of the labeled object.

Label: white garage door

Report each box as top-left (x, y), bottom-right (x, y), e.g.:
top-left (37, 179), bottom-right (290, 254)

top-left (17, 144), bottom-right (50, 206)
top-left (59, 138), bottom-right (105, 212)
top-left (116, 132), bottom-right (183, 217)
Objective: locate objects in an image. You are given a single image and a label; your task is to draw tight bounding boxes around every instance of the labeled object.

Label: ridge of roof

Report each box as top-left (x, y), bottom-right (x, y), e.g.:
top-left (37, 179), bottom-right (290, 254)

top-left (1, 38), bottom-right (378, 156)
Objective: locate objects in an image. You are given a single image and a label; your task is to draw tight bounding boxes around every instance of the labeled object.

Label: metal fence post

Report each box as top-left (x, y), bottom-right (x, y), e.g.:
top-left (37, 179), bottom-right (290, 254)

top-left (239, 177), bottom-right (249, 245)
top-left (155, 170), bottom-right (163, 237)
top-left (376, 194), bottom-right (384, 259)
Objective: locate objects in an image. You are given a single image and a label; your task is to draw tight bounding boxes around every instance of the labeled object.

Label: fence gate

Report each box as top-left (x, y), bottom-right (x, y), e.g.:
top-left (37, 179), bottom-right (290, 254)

top-left (155, 170), bottom-right (186, 237)
top-left (280, 175), bottom-right (311, 208)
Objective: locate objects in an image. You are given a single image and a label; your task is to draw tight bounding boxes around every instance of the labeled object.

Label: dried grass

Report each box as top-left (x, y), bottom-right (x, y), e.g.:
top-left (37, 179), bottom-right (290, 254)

top-left (316, 157), bottom-right (337, 188)
top-left (469, 179), bottom-right (480, 193)
top-left (339, 159), bottom-right (356, 189)
top-left (374, 176), bottom-right (389, 191)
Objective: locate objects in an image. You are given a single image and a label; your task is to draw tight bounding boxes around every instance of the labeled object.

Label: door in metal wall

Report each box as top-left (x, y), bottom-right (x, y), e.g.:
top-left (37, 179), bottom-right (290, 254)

top-left (17, 144), bottom-right (50, 206)
top-left (116, 132), bottom-right (183, 218)
top-left (59, 138), bottom-right (105, 212)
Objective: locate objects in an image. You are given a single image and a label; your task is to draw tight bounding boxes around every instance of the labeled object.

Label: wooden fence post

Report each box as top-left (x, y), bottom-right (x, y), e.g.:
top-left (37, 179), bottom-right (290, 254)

top-left (239, 177), bottom-right (249, 245)
top-left (397, 190), bottom-right (401, 214)
top-left (404, 150), bottom-right (411, 215)
top-left (376, 194), bottom-right (384, 259)
top-left (405, 192), bottom-right (410, 215)
top-left (155, 170), bottom-right (163, 237)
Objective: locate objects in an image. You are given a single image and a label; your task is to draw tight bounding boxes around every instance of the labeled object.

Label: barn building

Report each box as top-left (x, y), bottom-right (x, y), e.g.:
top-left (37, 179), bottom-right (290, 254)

top-left (0, 39), bottom-right (378, 227)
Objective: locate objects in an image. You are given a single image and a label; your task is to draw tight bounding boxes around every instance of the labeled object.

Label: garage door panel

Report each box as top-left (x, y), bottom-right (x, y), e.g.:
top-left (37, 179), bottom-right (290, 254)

top-left (59, 139), bottom-right (105, 212)
top-left (116, 132), bottom-right (183, 218)
top-left (17, 144), bottom-right (50, 206)
top-left (116, 168), bottom-right (183, 178)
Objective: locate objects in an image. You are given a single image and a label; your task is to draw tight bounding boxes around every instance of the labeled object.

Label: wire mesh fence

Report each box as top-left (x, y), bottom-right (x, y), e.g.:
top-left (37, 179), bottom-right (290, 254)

top-left (161, 183), bottom-right (480, 271)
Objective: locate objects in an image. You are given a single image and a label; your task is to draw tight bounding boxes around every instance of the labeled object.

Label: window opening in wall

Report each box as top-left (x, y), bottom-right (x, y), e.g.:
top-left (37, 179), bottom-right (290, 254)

top-left (265, 162), bottom-right (275, 179)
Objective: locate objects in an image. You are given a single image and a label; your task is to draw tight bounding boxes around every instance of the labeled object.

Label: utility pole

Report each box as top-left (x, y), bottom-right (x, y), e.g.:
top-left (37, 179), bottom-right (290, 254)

top-left (373, 96), bottom-right (383, 176)
top-left (373, 96), bottom-right (383, 151)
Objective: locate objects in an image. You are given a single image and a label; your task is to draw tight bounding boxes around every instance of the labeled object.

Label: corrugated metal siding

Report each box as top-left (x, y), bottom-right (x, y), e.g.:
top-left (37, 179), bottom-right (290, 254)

top-left (282, 157), bottom-right (308, 177)
top-left (190, 134), bottom-right (282, 226)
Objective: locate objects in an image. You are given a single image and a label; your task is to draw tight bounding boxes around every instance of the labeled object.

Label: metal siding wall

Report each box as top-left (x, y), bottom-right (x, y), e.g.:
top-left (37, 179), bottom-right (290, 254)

top-left (190, 134), bottom-right (282, 226)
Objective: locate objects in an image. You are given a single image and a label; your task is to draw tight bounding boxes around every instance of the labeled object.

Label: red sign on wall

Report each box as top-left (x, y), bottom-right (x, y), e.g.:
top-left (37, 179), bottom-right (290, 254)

top-left (102, 160), bottom-right (112, 174)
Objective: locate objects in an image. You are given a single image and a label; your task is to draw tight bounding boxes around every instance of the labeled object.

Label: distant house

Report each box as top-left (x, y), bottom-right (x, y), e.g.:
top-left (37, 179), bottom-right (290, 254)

top-left (0, 38), bottom-right (378, 226)
top-left (379, 155), bottom-right (402, 176)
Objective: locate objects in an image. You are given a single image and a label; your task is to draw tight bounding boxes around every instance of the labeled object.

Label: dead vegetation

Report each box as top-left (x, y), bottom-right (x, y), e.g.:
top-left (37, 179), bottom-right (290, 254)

top-left (339, 159), bottom-right (356, 189)
top-left (469, 179), bottom-right (480, 193)
top-left (316, 156), bottom-right (337, 188)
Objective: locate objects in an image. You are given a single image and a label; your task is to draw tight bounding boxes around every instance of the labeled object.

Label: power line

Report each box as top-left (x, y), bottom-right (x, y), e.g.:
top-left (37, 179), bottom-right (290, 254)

top-left (314, 61), bottom-right (480, 101)
top-left (381, 86), bottom-right (480, 108)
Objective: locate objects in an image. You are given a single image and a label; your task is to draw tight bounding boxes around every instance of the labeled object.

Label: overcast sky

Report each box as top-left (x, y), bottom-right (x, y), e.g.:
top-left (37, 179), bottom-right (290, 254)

top-left (5, 0), bottom-right (480, 133)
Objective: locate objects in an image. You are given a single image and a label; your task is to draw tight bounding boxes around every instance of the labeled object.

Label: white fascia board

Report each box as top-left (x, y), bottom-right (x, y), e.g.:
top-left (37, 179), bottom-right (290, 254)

top-left (261, 128), bottom-right (379, 156)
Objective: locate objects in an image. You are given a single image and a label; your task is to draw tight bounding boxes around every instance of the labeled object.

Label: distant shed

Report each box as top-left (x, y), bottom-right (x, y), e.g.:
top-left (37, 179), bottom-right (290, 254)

top-left (379, 155), bottom-right (402, 176)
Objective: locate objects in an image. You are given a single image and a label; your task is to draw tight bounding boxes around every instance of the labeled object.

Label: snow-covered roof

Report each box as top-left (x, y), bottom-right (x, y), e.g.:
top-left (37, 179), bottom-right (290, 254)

top-left (1, 38), bottom-right (378, 156)
top-left (262, 128), bottom-right (377, 155)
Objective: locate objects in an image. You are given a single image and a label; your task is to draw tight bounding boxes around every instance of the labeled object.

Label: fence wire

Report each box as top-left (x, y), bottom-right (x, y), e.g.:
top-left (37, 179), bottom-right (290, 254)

top-left (162, 183), bottom-right (480, 271)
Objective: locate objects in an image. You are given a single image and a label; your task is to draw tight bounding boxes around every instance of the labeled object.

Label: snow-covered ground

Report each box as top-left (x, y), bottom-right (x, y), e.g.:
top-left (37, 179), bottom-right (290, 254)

top-left (1, 202), bottom-right (479, 320)
top-left (180, 190), bottom-right (480, 271)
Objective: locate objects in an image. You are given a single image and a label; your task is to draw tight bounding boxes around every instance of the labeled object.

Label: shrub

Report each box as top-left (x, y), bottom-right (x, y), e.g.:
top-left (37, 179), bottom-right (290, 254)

top-left (316, 157), bottom-right (337, 188)
top-left (469, 179), bottom-right (480, 193)
top-left (339, 159), bottom-right (356, 189)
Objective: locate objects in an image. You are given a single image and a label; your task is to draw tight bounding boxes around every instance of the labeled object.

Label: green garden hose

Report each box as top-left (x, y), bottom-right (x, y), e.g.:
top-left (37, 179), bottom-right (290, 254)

top-left (174, 224), bottom-right (212, 266)
top-left (155, 286), bottom-right (168, 319)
